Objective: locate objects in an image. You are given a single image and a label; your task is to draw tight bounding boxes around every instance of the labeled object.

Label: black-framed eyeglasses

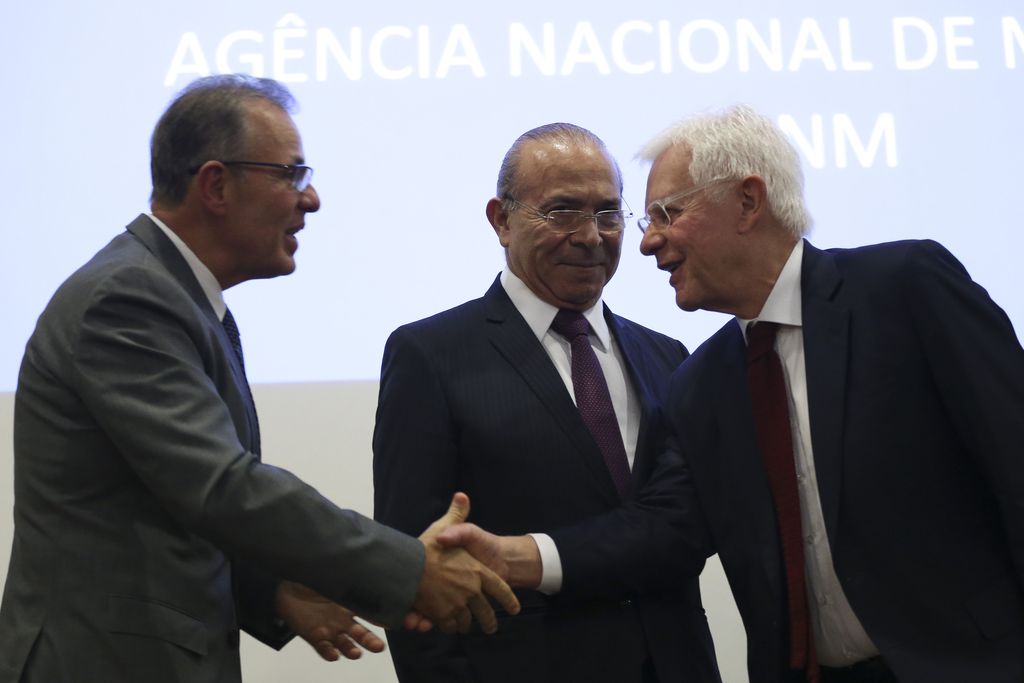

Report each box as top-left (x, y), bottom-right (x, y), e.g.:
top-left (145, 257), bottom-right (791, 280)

top-left (637, 179), bottom-right (731, 234)
top-left (189, 160), bottom-right (314, 192)
top-left (507, 198), bottom-right (632, 235)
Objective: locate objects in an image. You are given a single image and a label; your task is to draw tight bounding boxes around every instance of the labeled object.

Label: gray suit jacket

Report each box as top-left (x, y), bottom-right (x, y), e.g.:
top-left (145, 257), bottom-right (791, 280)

top-left (0, 215), bottom-right (423, 683)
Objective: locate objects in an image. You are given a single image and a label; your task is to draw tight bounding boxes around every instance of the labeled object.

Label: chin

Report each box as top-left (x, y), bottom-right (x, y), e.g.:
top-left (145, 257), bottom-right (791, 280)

top-left (675, 292), bottom-right (701, 312)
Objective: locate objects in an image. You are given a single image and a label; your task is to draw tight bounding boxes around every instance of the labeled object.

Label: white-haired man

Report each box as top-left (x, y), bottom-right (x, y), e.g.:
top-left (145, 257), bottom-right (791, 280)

top-left (637, 104), bottom-right (1024, 683)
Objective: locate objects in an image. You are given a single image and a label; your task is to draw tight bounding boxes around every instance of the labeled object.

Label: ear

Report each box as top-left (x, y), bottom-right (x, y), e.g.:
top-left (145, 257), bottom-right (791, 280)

top-left (485, 197), bottom-right (512, 247)
top-left (193, 161), bottom-right (230, 217)
top-left (736, 175), bottom-right (768, 234)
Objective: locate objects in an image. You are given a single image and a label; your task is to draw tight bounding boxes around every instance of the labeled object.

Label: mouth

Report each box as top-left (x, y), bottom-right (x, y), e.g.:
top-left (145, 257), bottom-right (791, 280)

top-left (658, 260), bottom-right (681, 274)
top-left (286, 225), bottom-right (304, 236)
top-left (659, 260), bottom-right (683, 285)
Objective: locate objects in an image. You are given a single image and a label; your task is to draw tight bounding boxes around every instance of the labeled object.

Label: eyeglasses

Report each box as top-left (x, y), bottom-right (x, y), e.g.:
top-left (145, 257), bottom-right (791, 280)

top-left (507, 198), bottom-right (632, 235)
top-left (637, 179), bottom-right (731, 234)
top-left (189, 160), bottom-right (314, 192)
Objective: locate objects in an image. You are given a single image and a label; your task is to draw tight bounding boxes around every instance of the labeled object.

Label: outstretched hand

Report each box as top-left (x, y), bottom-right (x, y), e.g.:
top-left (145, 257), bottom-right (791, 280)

top-left (275, 581), bottom-right (386, 661)
top-left (413, 492), bottom-right (520, 634)
top-left (437, 523), bottom-right (543, 590)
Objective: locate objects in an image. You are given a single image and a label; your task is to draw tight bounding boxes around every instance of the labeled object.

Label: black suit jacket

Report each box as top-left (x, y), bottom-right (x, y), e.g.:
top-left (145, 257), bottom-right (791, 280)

top-left (666, 240), bottom-right (1024, 683)
top-left (374, 276), bottom-right (719, 683)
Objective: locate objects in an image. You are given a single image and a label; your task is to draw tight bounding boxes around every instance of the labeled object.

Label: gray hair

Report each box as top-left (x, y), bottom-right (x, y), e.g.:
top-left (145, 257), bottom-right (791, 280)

top-left (638, 105), bottom-right (812, 237)
top-left (150, 74), bottom-right (296, 207)
top-left (496, 122), bottom-right (623, 201)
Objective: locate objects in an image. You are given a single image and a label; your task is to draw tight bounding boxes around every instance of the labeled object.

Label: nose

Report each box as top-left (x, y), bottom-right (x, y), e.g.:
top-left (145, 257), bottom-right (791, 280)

top-left (568, 216), bottom-right (602, 247)
top-left (300, 183), bottom-right (321, 213)
top-left (638, 228), bottom-right (663, 256)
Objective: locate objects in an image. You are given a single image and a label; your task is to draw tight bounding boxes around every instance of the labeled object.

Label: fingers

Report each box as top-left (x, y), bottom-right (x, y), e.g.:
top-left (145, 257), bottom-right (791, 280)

top-left (335, 637), bottom-right (363, 660)
top-left (312, 639), bottom-right (341, 662)
top-left (347, 623), bottom-right (386, 653)
top-left (438, 492), bottom-right (471, 528)
top-left (435, 522), bottom-right (479, 548)
top-left (455, 606), bottom-right (472, 634)
top-left (419, 492), bottom-right (473, 542)
top-left (480, 567), bottom-right (520, 616)
top-left (468, 594), bottom-right (498, 634)
top-left (402, 611), bottom-right (434, 632)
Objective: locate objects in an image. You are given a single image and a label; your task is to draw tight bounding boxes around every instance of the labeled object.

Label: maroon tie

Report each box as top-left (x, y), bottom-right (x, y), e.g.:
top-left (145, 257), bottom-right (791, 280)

top-left (746, 321), bottom-right (818, 682)
top-left (551, 309), bottom-right (630, 498)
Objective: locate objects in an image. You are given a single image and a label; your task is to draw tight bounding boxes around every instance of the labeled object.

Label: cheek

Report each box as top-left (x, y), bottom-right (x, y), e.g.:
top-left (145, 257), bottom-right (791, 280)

top-left (603, 240), bottom-right (622, 275)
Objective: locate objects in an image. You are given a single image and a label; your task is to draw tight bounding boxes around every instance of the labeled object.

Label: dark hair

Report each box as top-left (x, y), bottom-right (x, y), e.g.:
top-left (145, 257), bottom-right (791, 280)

top-left (496, 122), bottom-right (622, 201)
top-left (150, 74), bottom-right (296, 206)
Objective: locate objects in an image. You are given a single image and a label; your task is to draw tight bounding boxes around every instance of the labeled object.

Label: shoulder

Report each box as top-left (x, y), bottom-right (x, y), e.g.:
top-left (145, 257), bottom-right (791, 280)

top-left (669, 321), bottom-right (739, 401)
top-left (387, 295), bottom-right (487, 346)
top-left (820, 238), bottom-right (961, 278)
top-left (807, 239), bottom-right (980, 312)
top-left (38, 232), bottom-right (195, 332)
top-left (607, 309), bottom-right (688, 361)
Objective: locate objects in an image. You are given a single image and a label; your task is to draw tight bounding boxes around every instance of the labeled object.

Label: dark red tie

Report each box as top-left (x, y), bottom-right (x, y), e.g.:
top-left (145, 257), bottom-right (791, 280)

top-left (551, 309), bottom-right (631, 498)
top-left (746, 321), bottom-right (818, 682)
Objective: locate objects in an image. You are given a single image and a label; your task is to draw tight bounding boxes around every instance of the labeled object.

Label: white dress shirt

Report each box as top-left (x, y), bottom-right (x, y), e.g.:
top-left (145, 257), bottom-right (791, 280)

top-left (148, 213), bottom-right (227, 321)
top-left (500, 269), bottom-right (641, 594)
top-left (739, 240), bottom-right (878, 666)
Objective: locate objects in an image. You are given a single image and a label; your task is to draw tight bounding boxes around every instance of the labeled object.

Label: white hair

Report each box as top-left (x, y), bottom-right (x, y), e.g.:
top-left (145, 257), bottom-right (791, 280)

top-left (638, 104), bottom-right (812, 237)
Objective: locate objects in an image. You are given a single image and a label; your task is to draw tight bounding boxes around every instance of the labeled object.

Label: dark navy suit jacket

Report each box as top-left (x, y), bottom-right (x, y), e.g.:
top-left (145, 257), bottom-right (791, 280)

top-left (374, 276), bottom-right (719, 683)
top-left (667, 240), bottom-right (1024, 683)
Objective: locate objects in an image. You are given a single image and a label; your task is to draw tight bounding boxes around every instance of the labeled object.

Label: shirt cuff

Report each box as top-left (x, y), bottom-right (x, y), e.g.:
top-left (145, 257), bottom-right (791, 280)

top-left (528, 533), bottom-right (563, 594)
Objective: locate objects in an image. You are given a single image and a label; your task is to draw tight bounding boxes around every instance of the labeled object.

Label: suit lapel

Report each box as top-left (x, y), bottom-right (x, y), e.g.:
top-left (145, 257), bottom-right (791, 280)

top-left (126, 214), bottom-right (217, 324)
top-left (604, 308), bottom-right (656, 492)
top-left (483, 279), bottom-right (620, 505)
top-left (125, 214), bottom-right (261, 456)
top-left (718, 320), bottom-right (789, 594)
top-left (800, 242), bottom-right (849, 545)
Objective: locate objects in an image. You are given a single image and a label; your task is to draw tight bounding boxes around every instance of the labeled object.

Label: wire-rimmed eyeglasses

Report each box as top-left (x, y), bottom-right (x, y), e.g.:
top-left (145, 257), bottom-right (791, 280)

top-left (189, 160), bottom-right (314, 192)
top-left (507, 198), bottom-right (633, 235)
top-left (637, 179), bottom-right (732, 234)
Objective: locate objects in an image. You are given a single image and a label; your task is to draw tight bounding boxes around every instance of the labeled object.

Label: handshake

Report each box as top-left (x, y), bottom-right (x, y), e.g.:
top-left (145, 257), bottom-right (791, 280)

top-left (277, 492), bottom-right (538, 661)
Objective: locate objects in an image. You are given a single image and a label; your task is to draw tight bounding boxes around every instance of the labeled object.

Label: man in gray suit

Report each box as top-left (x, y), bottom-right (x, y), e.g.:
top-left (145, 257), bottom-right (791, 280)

top-left (0, 74), bottom-right (517, 683)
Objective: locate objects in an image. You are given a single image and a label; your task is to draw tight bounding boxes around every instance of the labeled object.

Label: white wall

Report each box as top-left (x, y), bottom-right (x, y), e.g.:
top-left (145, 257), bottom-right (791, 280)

top-left (0, 384), bottom-right (747, 682)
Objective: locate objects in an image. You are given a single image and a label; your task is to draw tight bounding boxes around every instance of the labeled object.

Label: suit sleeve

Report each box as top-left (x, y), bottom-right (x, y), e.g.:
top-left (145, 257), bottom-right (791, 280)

top-left (548, 405), bottom-right (711, 599)
top-left (903, 240), bottom-right (1024, 587)
top-left (373, 325), bottom-right (473, 681)
top-left (549, 336), bottom-right (711, 599)
top-left (66, 268), bottom-right (424, 628)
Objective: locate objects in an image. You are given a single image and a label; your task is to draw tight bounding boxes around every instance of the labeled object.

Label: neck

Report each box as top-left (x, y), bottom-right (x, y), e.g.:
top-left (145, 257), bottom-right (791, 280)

top-left (152, 204), bottom-right (235, 289)
top-left (735, 232), bottom-right (799, 319)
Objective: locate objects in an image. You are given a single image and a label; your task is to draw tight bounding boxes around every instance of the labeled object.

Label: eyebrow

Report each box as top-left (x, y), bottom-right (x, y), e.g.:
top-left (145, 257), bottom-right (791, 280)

top-left (539, 194), bottom-right (621, 208)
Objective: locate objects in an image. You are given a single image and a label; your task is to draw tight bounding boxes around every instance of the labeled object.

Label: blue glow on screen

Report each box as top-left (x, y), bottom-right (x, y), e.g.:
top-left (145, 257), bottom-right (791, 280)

top-left (2, 1), bottom-right (1020, 389)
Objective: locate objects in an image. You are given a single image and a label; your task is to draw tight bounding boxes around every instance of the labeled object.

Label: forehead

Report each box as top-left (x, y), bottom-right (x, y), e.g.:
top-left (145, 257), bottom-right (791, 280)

top-left (645, 144), bottom-right (694, 204)
top-left (515, 138), bottom-right (620, 203)
top-left (241, 99), bottom-right (304, 161)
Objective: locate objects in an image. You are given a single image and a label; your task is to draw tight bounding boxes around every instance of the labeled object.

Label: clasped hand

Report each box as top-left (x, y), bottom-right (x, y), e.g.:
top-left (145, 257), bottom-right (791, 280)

top-left (411, 492), bottom-right (521, 634)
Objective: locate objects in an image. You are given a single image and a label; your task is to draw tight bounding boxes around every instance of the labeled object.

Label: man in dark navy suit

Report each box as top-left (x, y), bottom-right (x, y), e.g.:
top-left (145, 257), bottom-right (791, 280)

top-left (636, 105), bottom-right (1024, 683)
top-left (374, 123), bottom-right (720, 683)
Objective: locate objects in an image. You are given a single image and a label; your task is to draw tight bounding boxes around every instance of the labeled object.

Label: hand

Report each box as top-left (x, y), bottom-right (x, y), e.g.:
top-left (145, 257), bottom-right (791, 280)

top-left (437, 524), bottom-right (543, 589)
top-left (413, 492), bottom-right (520, 635)
top-left (275, 581), bottom-right (386, 661)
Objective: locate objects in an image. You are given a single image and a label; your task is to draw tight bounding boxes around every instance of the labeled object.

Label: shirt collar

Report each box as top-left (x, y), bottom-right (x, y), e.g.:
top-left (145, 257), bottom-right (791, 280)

top-left (738, 239), bottom-right (803, 342)
top-left (500, 268), bottom-right (611, 351)
top-left (148, 213), bottom-right (227, 321)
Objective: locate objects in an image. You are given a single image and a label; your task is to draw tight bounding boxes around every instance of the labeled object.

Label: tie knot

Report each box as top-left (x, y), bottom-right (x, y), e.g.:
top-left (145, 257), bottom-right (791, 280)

top-left (746, 321), bottom-right (779, 361)
top-left (551, 309), bottom-right (590, 340)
